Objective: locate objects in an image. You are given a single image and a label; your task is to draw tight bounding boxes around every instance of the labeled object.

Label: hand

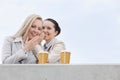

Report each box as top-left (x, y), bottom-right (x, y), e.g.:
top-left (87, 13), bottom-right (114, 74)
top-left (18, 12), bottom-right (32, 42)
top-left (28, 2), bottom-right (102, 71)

top-left (37, 32), bottom-right (45, 44)
top-left (24, 36), bottom-right (41, 51)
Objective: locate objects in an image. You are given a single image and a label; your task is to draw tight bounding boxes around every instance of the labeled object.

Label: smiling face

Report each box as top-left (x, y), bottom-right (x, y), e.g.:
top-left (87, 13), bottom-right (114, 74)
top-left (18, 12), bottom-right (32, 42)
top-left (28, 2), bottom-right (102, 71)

top-left (27, 19), bottom-right (43, 40)
top-left (43, 20), bottom-right (58, 43)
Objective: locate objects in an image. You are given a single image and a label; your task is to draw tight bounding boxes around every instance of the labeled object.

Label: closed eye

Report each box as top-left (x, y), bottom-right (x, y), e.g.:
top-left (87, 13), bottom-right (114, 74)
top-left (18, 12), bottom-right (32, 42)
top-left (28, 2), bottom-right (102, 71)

top-left (38, 27), bottom-right (42, 31)
top-left (31, 25), bottom-right (36, 28)
top-left (47, 27), bottom-right (51, 30)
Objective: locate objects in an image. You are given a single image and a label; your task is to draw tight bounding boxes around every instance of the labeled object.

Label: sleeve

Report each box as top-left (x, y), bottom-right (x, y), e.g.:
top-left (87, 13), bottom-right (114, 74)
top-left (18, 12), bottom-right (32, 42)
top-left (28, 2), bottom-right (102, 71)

top-left (2, 37), bottom-right (27, 64)
top-left (48, 41), bottom-right (66, 63)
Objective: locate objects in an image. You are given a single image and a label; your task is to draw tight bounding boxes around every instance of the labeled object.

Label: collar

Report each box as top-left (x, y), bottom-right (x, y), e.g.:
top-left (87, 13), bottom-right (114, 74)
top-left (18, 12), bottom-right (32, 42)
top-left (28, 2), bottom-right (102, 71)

top-left (13, 36), bottom-right (23, 43)
top-left (44, 38), bottom-right (56, 51)
top-left (45, 38), bottom-right (55, 47)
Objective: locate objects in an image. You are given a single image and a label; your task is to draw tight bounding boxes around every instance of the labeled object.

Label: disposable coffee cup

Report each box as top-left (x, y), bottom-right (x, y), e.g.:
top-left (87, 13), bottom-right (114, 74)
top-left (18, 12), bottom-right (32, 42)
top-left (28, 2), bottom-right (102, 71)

top-left (38, 51), bottom-right (48, 64)
top-left (60, 50), bottom-right (71, 64)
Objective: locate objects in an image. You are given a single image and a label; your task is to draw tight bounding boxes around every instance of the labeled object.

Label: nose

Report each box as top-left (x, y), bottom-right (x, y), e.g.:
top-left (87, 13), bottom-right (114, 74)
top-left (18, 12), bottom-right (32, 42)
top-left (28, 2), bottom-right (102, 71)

top-left (43, 28), bottom-right (47, 33)
top-left (34, 28), bottom-right (38, 32)
top-left (33, 27), bottom-right (41, 33)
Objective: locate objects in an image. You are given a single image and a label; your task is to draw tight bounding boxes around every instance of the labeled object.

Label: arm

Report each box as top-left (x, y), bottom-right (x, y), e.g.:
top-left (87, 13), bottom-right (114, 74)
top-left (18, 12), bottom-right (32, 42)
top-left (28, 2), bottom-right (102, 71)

top-left (2, 37), bottom-right (27, 64)
top-left (48, 41), bottom-right (65, 63)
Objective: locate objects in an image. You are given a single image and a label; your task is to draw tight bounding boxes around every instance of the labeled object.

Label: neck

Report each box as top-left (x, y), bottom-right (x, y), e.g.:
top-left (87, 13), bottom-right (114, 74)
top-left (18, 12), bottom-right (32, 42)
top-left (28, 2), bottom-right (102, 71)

top-left (46, 38), bottom-right (54, 44)
top-left (46, 40), bottom-right (50, 44)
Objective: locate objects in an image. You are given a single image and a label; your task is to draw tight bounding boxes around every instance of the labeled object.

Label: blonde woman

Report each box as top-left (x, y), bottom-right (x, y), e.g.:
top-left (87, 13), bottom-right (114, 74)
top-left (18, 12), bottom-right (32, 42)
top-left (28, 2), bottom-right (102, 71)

top-left (2, 14), bottom-right (44, 64)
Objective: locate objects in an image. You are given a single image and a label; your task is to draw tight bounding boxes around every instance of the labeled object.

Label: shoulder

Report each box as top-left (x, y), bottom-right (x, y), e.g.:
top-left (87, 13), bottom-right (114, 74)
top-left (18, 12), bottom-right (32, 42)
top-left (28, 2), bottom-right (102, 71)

top-left (4, 36), bottom-right (15, 42)
top-left (54, 38), bottom-right (65, 44)
top-left (51, 38), bottom-right (66, 50)
top-left (53, 38), bottom-right (65, 48)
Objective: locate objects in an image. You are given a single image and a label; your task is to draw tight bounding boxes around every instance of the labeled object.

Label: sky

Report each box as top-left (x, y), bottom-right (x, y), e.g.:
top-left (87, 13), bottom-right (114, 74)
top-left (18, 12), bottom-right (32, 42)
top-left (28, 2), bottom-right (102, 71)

top-left (0, 0), bottom-right (120, 64)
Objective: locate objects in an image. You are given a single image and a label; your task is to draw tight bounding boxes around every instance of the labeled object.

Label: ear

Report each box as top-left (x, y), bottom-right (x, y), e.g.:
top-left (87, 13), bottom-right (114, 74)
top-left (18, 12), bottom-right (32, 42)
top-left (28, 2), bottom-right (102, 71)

top-left (55, 31), bottom-right (58, 36)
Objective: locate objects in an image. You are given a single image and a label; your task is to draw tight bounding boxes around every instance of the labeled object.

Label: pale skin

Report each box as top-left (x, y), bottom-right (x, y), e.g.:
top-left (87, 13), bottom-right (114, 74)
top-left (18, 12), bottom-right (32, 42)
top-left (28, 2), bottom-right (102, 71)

top-left (43, 20), bottom-right (59, 63)
top-left (24, 19), bottom-right (44, 52)
top-left (43, 20), bottom-right (58, 43)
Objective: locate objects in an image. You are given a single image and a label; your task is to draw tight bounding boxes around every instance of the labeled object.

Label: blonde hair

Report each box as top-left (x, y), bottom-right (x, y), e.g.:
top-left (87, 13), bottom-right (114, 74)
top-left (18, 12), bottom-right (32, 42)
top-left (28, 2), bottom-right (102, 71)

top-left (13, 14), bottom-right (42, 41)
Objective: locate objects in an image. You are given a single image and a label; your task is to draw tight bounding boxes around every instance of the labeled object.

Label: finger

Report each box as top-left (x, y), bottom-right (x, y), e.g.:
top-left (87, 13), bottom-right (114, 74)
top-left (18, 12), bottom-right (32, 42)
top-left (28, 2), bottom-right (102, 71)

top-left (30, 36), bottom-right (39, 45)
top-left (39, 33), bottom-right (45, 39)
top-left (33, 36), bottom-right (39, 42)
top-left (30, 36), bottom-right (38, 42)
top-left (25, 37), bottom-right (29, 43)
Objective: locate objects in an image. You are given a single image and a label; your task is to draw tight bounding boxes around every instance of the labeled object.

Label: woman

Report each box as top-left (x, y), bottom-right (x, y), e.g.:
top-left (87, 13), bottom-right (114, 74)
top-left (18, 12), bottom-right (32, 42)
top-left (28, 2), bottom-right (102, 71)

top-left (2, 14), bottom-right (44, 64)
top-left (43, 18), bottom-right (66, 63)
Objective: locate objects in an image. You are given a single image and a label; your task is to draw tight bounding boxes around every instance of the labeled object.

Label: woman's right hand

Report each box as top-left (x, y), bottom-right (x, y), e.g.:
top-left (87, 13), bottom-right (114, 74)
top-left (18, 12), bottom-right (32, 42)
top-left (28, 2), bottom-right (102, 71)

top-left (37, 32), bottom-right (45, 44)
top-left (24, 32), bottom-right (45, 52)
top-left (24, 36), bottom-right (41, 52)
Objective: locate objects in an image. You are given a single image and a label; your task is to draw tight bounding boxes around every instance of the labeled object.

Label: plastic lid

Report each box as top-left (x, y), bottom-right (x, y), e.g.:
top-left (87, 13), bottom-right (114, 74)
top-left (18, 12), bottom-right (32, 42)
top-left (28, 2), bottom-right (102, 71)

top-left (60, 50), bottom-right (70, 53)
top-left (39, 51), bottom-right (48, 54)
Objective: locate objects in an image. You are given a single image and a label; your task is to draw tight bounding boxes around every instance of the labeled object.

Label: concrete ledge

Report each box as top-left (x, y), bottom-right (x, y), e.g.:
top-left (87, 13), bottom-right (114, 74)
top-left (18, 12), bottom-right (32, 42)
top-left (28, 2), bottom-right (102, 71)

top-left (0, 64), bottom-right (120, 80)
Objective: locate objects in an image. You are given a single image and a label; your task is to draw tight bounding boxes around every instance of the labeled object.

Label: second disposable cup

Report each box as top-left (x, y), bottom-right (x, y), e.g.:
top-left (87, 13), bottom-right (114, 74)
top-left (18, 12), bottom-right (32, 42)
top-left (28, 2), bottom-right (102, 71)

top-left (60, 50), bottom-right (71, 64)
top-left (38, 51), bottom-right (48, 64)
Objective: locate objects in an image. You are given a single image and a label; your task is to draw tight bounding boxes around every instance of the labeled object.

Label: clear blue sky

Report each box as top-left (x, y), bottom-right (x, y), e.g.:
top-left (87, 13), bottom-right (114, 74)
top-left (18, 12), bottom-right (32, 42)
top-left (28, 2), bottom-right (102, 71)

top-left (0, 0), bottom-right (120, 64)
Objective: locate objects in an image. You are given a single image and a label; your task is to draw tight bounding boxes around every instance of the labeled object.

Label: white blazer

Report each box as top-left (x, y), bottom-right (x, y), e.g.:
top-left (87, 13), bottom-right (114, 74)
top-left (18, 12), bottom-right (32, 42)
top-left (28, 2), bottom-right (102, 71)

top-left (2, 36), bottom-right (38, 64)
top-left (44, 38), bottom-right (66, 64)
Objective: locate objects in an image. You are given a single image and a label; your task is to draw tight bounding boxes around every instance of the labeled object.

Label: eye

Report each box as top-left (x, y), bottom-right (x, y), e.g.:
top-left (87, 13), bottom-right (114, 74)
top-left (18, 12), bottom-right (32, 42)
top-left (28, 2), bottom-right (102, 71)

top-left (31, 25), bottom-right (36, 28)
top-left (42, 26), bottom-right (45, 29)
top-left (47, 27), bottom-right (51, 30)
top-left (38, 27), bottom-right (42, 31)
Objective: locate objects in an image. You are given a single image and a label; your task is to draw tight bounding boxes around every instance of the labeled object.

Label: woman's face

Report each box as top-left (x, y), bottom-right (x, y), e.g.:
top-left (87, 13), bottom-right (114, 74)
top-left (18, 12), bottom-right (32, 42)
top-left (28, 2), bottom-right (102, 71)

top-left (27, 19), bottom-right (43, 40)
top-left (43, 20), bottom-right (58, 42)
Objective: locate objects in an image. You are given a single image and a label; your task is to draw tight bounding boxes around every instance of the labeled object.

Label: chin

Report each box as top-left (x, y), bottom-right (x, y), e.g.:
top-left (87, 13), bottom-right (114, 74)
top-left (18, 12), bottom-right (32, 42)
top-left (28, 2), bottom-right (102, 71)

top-left (44, 38), bottom-right (48, 41)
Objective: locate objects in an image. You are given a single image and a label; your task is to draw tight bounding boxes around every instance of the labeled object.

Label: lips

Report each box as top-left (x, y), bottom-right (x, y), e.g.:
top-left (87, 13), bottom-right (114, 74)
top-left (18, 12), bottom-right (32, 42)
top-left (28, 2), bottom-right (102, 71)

top-left (31, 32), bottom-right (39, 37)
top-left (43, 33), bottom-right (48, 39)
top-left (45, 33), bottom-right (49, 37)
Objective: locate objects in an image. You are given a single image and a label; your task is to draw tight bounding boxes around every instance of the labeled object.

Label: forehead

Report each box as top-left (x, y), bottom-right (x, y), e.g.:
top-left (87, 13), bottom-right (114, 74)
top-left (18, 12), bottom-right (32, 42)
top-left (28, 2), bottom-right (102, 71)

top-left (32, 19), bottom-right (42, 24)
top-left (43, 20), bottom-right (54, 27)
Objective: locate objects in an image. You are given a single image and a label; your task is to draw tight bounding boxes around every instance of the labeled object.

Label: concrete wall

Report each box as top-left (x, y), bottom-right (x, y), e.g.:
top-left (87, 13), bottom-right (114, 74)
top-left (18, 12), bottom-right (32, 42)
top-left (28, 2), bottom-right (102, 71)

top-left (0, 65), bottom-right (120, 80)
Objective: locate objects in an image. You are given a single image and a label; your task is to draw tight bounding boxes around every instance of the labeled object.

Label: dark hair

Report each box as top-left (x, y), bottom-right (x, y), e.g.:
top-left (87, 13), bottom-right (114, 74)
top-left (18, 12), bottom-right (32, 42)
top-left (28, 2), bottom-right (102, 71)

top-left (45, 18), bottom-right (61, 36)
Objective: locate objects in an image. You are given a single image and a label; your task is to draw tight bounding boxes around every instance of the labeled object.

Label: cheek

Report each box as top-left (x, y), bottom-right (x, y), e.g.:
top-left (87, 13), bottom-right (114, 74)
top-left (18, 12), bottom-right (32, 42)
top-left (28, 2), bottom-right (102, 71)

top-left (38, 31), bottom-right (42, 34)
top-left (27, 31), bottom-right (31, 36)
top-left (52, 31), bottom-right (57, 36)
top-left (28, 28), bottom-right (33, 34)
top-left (27, 29), bottom-right (33, 37)
top-left (48, 32), bottom-right (56, 38)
